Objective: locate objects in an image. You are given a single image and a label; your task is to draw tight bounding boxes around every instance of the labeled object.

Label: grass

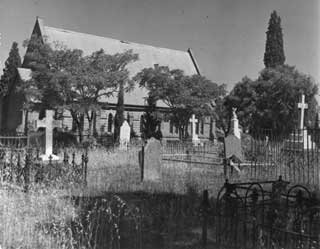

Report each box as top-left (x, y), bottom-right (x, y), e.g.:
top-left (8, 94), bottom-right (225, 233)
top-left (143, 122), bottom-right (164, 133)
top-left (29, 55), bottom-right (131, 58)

top-left (0, 144), bottom-right (222, 249)
top-left (1, 143), bottom-right (319, 248)
top-left (79, 145), bottom-right (227, 197)
top-left (0, 185), bottom-right (77, 249)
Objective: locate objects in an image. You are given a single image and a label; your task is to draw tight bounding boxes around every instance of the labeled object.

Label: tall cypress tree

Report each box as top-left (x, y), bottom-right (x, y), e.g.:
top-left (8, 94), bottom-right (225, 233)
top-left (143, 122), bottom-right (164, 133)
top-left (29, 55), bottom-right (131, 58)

top-left (0, 42), bottom-right (22, 132)
top-left (0, 42), bottom-right (22, 97)
top-left (263, 11), bottom-right (286, 68)
top-left (114, 82), bottom-right (125, 142)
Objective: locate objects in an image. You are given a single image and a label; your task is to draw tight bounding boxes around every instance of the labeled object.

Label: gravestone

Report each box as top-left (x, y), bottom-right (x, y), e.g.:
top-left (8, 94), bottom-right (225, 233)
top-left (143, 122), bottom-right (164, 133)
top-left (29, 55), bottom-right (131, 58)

top-left (230, 108), bottom-right (241, 139)
top-left (143, 137), bottom-right (161, 181)
top-left (298, 94), bottom-right (308, 130)
top-left (189, 114), bottom-right (200, 145)
top-left (225, 134), bottom-right (243, 173)
top-left (119, 120), bottom-right (131, 150)
top-left (36, 110), bottom-right (62, 161)
top-left (285, 94), bottom-right (316, 150)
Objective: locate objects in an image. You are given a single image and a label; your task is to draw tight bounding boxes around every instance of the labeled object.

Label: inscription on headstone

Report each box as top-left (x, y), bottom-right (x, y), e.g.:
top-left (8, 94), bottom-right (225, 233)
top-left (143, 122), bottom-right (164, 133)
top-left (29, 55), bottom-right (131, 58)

top-left (143, 137), bottom-right (161, 181)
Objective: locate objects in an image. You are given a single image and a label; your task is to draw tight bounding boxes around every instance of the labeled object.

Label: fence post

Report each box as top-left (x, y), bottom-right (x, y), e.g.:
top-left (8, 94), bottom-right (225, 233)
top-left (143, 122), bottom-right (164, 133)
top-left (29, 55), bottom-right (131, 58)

top-left (139, 145), bottom-right (144, 181)
top-left (202, 189), bottom-right (210, 247)
top-left (223, 137), bottom-right (228, 179)
top-left (24, 150), bottom-right (31, 193)
top-left (83, 149), bottom-right (88, 187)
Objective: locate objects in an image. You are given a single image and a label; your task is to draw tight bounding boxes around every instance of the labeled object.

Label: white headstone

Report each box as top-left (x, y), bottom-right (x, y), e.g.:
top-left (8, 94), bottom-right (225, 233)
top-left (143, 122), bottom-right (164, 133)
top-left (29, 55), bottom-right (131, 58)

top-left (119, 120), bottom-right (131, 150)
top-left (189, 114), bottom-right (200, 145)
top-left (144, 137), bottom-right (161, 181)
top-left (36, 110), bottom-right (62, 161)
top-left (16, 110), bottom-right (26, 133)
top-left (231, 108), bottom-right (241, 139)
top-left (298, 94), bottom-right (308, 130)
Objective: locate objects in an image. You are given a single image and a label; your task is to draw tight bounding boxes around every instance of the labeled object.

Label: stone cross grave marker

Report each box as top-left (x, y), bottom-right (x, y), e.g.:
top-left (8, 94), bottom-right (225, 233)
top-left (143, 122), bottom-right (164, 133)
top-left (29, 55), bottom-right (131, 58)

top-left (298, 94), bottom-right (308, 130)
top-left (231, 108), bottom-right (241, 139)
top-left (36, 110), bottom-right (61, 161)
top-left (143, 137), bottom-right (161, 181)
top-left (189, 114), bottom-right (200, 145)
top-left (119, 120), bottom-right (131, 150)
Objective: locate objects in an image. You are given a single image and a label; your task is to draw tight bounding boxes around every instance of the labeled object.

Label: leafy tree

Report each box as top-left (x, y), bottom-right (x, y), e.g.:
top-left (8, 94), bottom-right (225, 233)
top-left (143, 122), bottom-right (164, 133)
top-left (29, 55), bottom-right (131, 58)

top-left (134, 65), bottom-right (226, 139)
top-left (111, 51), bottom-right (138, 142)
top-left (0, 42), bottom-right (22, 132)
top-left (264, 11), bottom-right (286, 68)
top-left (214, 95), bottom-right (232, 138)
top-left (226, 65), bottom-right (318, 136)
top-left (21, 36), bottom-right (138, 141)
top-left (140, 95), bottom-right (162, 140)
top-left (224, 76), bottom-right (257, 133)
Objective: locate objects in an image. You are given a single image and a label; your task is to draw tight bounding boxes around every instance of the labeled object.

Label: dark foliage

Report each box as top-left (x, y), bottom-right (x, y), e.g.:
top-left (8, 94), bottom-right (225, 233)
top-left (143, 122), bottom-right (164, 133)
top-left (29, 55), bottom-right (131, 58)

top-left (0, 42), bottom-right (21, 97)
top-left (226, 65), bottom-right (318, 136)
top-left (264, 11), bottom-right (286, 68)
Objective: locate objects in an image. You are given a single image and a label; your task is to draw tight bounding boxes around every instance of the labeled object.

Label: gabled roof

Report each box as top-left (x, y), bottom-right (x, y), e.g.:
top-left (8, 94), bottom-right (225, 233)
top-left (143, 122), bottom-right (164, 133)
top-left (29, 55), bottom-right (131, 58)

top-left (23, 17), bottom-right (200, 107)
top-left (17, 68), bottom-right (32, 81)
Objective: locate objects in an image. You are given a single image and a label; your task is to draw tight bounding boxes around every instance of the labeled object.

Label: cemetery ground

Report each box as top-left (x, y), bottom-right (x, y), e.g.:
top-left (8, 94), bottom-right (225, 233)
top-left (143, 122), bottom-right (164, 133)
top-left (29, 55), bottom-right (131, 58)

top-left (0, 143), bottom-right (226, 249)
top-left (0, 139), bottom-right (319, 248)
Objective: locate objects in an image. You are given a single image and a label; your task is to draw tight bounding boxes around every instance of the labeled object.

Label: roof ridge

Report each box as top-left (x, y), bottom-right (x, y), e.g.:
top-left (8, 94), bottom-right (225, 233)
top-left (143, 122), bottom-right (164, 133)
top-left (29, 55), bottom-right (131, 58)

top-left (44, 25), bottom-right (189, 54)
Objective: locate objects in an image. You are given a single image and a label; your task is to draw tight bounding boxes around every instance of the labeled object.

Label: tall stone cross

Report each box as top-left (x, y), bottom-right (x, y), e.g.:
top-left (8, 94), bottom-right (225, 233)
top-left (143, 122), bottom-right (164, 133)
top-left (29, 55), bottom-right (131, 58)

top-left (36, 110), bottom-right (61, 161)
top-left (189, 114), bottom-right (200, 144)
top-left (298, 94), bottom-right (308, 130)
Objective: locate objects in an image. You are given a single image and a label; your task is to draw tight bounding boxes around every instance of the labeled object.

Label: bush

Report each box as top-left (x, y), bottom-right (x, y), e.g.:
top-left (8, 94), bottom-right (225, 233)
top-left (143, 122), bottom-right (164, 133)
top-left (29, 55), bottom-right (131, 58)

top-left (53, 130), bottom-right (78, 147)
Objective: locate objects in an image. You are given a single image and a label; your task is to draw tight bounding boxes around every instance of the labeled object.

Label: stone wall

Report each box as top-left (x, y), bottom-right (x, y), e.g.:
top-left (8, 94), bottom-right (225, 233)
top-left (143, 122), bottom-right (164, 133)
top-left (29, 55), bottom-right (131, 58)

top-left (24, 109), bottom-right (214, 142)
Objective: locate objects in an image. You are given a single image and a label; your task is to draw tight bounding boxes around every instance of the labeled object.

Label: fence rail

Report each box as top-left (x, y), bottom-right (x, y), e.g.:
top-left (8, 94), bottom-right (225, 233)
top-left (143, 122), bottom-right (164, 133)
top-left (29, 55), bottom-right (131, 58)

top-left (0, 148), bottom-right (88, 191)
top-left (0, 135), bottom-right (29, 148)
top-left (245, 128), bottom-right (320, 189)
top-left (213, 177), bottom-right (320, 249)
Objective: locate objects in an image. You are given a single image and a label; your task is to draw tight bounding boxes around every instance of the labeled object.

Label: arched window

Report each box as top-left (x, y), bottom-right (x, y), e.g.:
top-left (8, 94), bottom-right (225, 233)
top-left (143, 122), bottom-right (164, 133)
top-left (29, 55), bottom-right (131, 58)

top-left (200, 119), bottom-right (204, 135)
top-left (127, 112), bottom-right (131, 125)
top-left (196, 118), bottom-right (199, 135)
top-left (140, 115), bottom-right (144, 133)
top-left (169, 120), bottom-right (174, 134)
top-left (107, 113), bottom-right (113, 132)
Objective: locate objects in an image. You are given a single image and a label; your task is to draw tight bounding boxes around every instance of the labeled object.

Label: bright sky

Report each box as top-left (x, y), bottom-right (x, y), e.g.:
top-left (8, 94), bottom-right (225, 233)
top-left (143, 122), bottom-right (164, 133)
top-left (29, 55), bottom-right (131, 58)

top-left (0, 0), bottom-right (319, 90)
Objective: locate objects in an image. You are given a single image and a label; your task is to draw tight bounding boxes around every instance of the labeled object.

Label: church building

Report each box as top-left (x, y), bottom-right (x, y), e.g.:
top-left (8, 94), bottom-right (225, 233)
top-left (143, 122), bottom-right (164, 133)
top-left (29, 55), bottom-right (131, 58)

top-left (2, 18), bottom-right (215, 142)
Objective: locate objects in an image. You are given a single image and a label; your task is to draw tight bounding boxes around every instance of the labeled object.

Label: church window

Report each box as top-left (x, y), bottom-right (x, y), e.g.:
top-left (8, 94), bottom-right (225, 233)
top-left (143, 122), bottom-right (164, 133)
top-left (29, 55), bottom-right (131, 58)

top-left (175, 124), bottom-right (179, 134)
top-left (140, 115), bottom-right (144, 133)
top-left (169, 120), bottom-right (174, 134)
top-left (107, 113), bottom-right (113, 132)
top-left (127, 112), bottom-right (131, 124)
top-left (196, 118), bottom-right (199, 135)
top-left (200, 119), bottom-right (204, 135)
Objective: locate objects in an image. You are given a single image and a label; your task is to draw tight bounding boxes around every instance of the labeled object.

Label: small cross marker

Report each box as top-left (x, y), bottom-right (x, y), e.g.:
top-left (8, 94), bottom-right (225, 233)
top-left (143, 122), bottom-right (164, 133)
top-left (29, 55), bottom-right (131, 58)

top-left (36, 110), bottom-right (62, 161)
top-left (298, 94), bottom-right (308, 130)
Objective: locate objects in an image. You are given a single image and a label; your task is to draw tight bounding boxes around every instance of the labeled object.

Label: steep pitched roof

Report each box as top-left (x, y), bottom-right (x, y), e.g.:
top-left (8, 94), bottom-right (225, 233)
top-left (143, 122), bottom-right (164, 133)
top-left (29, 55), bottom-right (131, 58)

top-left (17, 68), bottom-right (32, 81)
top-left (24, 17), bottom-right (200, 107)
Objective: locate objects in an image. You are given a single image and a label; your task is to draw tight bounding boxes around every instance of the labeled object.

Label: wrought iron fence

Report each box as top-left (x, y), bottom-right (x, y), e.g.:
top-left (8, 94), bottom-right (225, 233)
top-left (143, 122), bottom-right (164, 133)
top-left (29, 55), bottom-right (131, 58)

top-left (246, 128), bottom-right (320, 189)
top-left (0, 148), bottom-right (88, 191)
top-left (0, 133), bottom-right (29, 148)
top-left (214, 177), bottom-right (320, 249)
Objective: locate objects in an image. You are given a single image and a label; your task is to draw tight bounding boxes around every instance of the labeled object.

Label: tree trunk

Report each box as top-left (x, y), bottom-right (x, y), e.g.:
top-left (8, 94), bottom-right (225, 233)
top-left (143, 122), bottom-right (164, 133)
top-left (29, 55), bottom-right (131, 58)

top-left (24, 110), bottom-right (29, 136)
top-left (71, 111), bottom-right (84, 143)
top-left (114, 82), bottom-right (125, 143)
top-left (93, 111), bottom-right (97, 136)
top-left (86, 111), bottom-right (94, 138)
